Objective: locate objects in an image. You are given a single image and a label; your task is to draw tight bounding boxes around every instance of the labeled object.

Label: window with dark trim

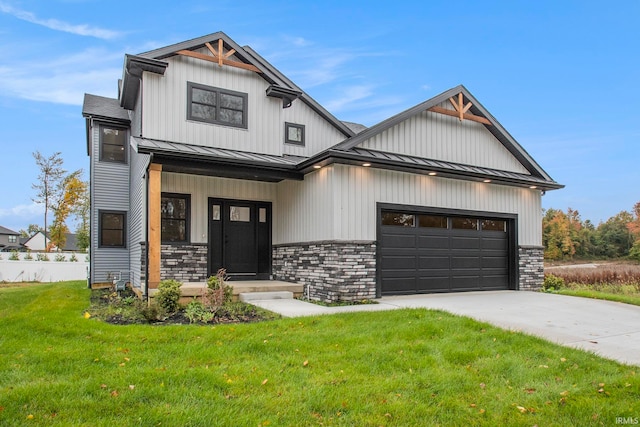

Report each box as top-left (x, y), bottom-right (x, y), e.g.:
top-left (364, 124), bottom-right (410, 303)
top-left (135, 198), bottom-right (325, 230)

top-left (285, 122), bottom-right (305, 145)
top-left (381, 212), bottom-right (415, 227)
top-left (100, 126), bottom-right (127, 163)
top-left (161, 193), bottom-right (190, 243)
top-left (8, 235), bottom-right (17, 243)
top-left (99, 211), bottom-right (126, 247)
top-left (187, 82), bottom-right (248, 128)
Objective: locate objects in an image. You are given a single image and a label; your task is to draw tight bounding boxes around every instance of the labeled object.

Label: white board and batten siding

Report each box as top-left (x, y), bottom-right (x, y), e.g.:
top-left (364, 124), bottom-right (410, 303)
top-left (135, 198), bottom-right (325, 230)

top-left (141, 50), bottom-right (346, 159)
top-left (359, 101), bottom-right (530, 175)
top-left (276, 164), bottom-right (542, 247)
top-left (90, 126), bottom-right (130, 283)
top-left (281, 100), bottom-right (348, 157)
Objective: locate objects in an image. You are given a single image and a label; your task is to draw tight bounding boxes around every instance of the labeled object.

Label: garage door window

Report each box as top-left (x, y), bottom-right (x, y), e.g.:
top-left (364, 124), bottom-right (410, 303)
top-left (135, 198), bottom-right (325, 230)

top-left (451, 217), bottom-right (478, 230)
top-left (381, 212), bottom-right (414, 227)
top-left (418, 215), bottom-right (447, 228)
top-left (481, 219), bottom-right (506, 232)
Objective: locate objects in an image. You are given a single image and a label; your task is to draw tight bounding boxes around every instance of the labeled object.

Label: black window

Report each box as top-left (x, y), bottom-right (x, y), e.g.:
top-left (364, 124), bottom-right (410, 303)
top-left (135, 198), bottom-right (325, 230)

top-left (161, 193), bottom-right (190, 243)
top-left (100, 126), bottom-right (127, 163)
top-left (381, 212), bottom-right (415, 227)
top-left (99, 211), bottom-right (126, 247)
top-left (285, 122), bottom-right (305, 146)
top-left (451, 217), bottom-right (478, 230)
top-left (187, 82), bottom-right (248, 128)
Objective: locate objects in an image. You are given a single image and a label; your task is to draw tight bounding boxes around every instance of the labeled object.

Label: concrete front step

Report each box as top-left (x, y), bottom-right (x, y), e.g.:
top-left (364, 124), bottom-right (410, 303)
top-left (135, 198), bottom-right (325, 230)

top-left (148, 280), bottom-right (304, 302)
top-left (239, 291), bottom-right (293, 302)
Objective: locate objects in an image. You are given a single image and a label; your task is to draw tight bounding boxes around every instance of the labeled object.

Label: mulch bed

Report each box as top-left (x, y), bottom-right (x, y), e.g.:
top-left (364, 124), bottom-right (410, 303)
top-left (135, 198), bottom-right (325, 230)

top-left (89, 288), bottom-right (274, 325)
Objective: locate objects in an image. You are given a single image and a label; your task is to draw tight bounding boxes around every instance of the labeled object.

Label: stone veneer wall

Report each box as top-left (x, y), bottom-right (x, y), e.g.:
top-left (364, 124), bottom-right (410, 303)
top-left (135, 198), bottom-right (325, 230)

top-left (273, 241), bottom-right (377, 303)
top-left (519, 246), bottom-right (544, 291)
top-left (159, 244), bottom-right (209, 282)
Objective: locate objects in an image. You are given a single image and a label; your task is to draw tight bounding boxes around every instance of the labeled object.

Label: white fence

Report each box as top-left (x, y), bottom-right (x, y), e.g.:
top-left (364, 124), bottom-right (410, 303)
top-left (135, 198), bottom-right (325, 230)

top-left (0, 252), bottom-right (89, 282)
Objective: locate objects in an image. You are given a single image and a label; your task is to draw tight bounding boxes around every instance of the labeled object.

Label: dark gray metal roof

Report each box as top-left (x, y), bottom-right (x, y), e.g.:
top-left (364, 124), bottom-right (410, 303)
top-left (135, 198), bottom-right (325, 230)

top-left (134, 137), bottom-right (305, 167)
top-left (299, 146), bottom-right (563, 191)
top-left (82, 94), bottom-right (130, 123)
top-left (331, 85), bottom-right (557, 183)
top-left (347, 147), bottom-right (562, 188)
top-left (0, 225), bottom-right (19, 235)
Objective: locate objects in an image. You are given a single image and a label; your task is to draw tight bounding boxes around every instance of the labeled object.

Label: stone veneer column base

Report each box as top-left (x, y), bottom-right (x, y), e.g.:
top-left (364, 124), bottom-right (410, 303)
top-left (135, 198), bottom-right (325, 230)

top-left (273, 241), bottom-right (377, 303)
top-left (519, 246), bottom-right (544, 291)
top-left (159, 244), bottom-right (209, 283)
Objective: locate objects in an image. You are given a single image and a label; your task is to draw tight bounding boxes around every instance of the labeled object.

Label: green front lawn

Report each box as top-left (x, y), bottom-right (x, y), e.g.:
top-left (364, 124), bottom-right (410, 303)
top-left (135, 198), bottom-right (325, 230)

top-left (1, 281), bottom-right (639, 426)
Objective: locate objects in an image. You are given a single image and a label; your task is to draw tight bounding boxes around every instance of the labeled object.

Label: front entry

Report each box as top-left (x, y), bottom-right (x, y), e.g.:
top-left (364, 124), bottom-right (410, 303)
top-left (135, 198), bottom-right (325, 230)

top-left (208, 198), bottom-right (272, 279)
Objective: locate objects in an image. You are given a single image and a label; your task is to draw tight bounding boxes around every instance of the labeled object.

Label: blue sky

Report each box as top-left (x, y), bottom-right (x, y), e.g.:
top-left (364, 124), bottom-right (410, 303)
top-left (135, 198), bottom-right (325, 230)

top-left (0, 0), bottom-right (638, 233)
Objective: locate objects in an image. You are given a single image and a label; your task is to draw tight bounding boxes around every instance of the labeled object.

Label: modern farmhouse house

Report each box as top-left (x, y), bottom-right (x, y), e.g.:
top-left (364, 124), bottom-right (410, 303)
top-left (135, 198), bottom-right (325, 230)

top-left (82, 31), bottom-right (562, 301)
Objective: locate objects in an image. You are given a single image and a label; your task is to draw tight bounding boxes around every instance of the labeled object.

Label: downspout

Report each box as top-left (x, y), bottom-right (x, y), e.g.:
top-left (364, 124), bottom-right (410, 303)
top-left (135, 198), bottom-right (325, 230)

top-left (144, 153), bottom-right (153, 299)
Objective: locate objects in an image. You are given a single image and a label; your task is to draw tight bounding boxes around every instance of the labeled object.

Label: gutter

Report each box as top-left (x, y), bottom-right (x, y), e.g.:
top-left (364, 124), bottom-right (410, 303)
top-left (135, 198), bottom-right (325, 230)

top-left (144, 153), bottom-right (153, 299)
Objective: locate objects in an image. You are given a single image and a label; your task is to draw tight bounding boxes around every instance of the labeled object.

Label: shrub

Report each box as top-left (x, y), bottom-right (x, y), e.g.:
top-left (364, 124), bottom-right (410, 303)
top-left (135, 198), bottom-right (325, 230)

top-left (204, 269), bottom-right (232, 309)
top-left (54, 254), bottom-right (66, 262)
top-left (69, 253), bottom-right (78, 262)
top-left (9, 250), bottom-right (19, 261)
top-left (543, 274), bottom-right (565, 292)
top-left (156, 279), bottom-right (183, 313)
top-left (185, 300), bottom-right (215, 324)
top-left (141, 302), bottom-right (164, 322)
top-left (36, 253), bottom-right (50, 261)
top-left (24, 251), bottom-right (33, 261)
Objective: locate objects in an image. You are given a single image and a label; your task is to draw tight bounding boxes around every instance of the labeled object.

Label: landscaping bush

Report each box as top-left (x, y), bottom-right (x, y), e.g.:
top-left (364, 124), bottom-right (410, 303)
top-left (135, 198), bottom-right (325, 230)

top-left (542, 274), bottom-right (565, 292)
top-left (70, 253), bottom-right (78, 262)
top-left (185, 300), bottom-right (215, 324)
top-left (156, 279), bottom-right (183, 313)
top-left (36, 253), bottom-right (49, 261)
top-left (204, 269), bottom-right (233, 309)
top-left (54, 254), bottom-right (66, 262)
top-left (9, 250), bottom-right (19, 261)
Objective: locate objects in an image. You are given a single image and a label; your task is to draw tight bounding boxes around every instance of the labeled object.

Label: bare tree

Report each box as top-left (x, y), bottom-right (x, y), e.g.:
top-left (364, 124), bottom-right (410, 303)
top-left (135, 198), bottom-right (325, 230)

top-left (32, 151), bottom-right (66, 252)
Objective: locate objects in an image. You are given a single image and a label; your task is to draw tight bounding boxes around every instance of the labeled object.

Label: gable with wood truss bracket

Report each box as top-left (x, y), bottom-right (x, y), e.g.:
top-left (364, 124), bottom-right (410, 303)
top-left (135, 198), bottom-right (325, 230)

top-left (176, 38), bottom-right (263, 74)
top-left (427, 92), bottom-right (492, 125)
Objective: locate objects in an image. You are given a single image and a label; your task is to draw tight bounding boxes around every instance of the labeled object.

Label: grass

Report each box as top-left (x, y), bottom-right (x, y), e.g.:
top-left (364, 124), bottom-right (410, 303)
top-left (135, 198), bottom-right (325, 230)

top-left (1, 281), bottom-right (639, 426)
top-left (545, 262), bottom-right (640, 307)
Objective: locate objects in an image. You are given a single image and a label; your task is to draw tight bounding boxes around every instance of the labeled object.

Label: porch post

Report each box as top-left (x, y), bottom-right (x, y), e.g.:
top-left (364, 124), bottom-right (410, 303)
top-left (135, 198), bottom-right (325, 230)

top-left (148, 163), bottom-right (162, 289)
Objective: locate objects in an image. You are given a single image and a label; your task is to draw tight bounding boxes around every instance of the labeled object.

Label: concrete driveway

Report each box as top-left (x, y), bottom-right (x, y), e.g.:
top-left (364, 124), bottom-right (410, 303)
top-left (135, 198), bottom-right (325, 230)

top-left (250, 291), bottom-right (640, 366)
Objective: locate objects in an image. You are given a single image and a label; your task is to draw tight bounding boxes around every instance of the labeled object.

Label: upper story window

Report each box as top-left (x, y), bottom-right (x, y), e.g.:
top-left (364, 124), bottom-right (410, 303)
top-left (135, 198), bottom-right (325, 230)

top-left (187, 82), bottom-right (248, 129)
top-left (161, 193), bottom-right (190, 243)
top-left (100, 126), bottom-right (127, 163)
top-left (8, 235), bottom-right (17, 243)
top-left (285, 122), bottom-right (305, 146)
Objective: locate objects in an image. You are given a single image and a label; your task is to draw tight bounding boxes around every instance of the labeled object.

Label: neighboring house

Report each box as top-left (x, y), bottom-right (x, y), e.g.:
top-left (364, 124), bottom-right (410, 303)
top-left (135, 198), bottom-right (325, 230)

top-left (0, 225), bottom-right (21, 251)
top-left (23, 231), bottom-right (80, 252)
top-left (82, 31), bottom-right (562, 301)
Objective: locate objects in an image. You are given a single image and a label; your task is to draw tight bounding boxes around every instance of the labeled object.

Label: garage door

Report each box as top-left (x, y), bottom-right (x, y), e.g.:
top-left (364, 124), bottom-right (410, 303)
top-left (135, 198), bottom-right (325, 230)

top-left (379, 210), bottom-right (513, 295)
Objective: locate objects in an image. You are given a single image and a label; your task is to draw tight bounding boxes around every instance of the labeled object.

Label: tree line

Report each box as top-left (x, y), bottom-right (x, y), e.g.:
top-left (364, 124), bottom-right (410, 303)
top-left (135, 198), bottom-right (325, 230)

top-left (543, 203), bottom-right (640, 261)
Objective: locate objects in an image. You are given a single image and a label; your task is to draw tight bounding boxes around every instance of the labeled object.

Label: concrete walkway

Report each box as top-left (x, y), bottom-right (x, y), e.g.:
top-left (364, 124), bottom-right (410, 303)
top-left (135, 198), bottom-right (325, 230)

top-left (250, 291), bottom-right (640, 366)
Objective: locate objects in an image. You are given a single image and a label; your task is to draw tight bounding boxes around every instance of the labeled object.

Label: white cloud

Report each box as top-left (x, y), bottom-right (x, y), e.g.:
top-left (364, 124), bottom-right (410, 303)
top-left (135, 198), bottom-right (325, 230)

top-left (0, 2), bottom-right (122, 39)
top-left (0, 203), bottom-right (42, 220)
top-left (323, 85), bottom-right (374, 112)
top-left (0, 48), bottom-right (123, 105)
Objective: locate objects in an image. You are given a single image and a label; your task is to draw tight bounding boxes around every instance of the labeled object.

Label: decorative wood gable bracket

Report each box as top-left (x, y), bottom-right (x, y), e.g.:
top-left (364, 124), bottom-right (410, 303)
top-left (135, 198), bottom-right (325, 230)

top-left (177, 39), bottom-right (262, 73)
top-left (427, 92), bottom-right (492, 125)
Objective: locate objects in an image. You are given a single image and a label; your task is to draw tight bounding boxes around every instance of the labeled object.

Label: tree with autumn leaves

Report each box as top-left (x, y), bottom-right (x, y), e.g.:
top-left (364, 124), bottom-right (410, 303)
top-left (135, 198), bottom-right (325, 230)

top-left (32, 151), bottom-right (88, 252)
top-left (543, 202), bottom-right (640, 261)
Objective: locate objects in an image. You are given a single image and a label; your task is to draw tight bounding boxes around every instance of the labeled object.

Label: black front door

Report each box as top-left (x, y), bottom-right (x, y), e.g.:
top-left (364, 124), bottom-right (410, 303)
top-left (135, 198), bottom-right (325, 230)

top-left (208, 198), bottom-right (272, 279)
